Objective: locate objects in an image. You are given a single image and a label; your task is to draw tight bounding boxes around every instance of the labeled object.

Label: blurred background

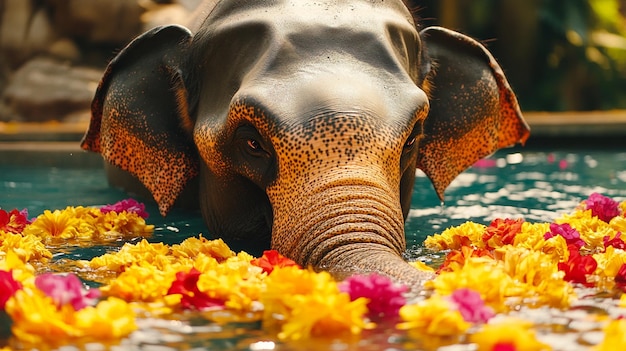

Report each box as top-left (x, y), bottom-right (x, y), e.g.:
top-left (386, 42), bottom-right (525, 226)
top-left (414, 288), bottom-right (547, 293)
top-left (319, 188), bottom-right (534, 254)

top-left (0, 0), bottom-right (625, 125)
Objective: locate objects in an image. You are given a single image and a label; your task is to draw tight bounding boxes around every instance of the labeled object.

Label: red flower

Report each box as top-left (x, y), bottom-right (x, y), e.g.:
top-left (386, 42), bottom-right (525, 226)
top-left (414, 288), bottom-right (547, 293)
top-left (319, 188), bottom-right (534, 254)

top-left (544, 223), bottom-right (585, 249)
top-left (438, 246), bottom-right (494, 273)
top-left (250, 250), bottom-right (300, 274)
top-left (339, 273), bottom-right (407, 319)
top-left (482, 218), bottom-right (524, 249)
top-left (167, 268), bottom-right (224, 310)
top-left (604, 232), bottom-right (626, 251)
top-left (0, 208), bottom-right (31, 234)
top-left (585, 193), bottom-right (620, 223)
top-left (557, 246), bottom-right (597, 286)
top-left (0, 270), bottom-right (22, 309)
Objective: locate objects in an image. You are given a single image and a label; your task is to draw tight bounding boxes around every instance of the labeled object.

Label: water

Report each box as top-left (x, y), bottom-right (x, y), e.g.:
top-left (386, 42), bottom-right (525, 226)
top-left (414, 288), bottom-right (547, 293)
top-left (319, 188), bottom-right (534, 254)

top-left (2, 146), bottom-right (626, 350)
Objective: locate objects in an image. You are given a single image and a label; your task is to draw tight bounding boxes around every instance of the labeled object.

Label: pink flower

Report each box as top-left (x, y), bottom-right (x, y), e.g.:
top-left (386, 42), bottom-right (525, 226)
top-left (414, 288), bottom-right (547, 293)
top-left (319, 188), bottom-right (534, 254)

top-left (100, 198), bottom-right (149, 219)
top-left (167, 268), bottom-right (224, 310)
top-left (585, 193), bottom-right (620, 223)
top-left (557, 246), bottom-right (597, 286)
top-left (35, 273), bottom-right (100, 310)
top-left (544, 223), bottom-right (585, 249)
top-left (449, 288), bottom-right (495, 324)
top-left (0, 270), bottom-right (22, 309)
top-left (604, 232), bottom-right (626, 251)
top-left (339, 273), bottom-right (407, 319)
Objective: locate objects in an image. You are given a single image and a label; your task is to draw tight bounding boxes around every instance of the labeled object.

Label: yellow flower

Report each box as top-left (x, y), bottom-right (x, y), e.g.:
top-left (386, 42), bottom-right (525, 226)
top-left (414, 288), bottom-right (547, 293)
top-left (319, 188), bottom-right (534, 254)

top-left (426, 257), bottom-right (517, 311)
top-left (101, 262), bottom-right (186, 302)
top-left (171, 236), bottom-right (234, 260)
top-left (610, 215), bottom-right (626, 235)
top-left (261, 266), bottom-right (368, 340)
top-left (470, 319), bottom-right (550, 351)
top-left (594, 246), bottom-right (626, 280)
top-left (74, 297), bottom-right (137, 339)
top-left (396, 295), bottom-right (470, 336)
top-left (23, 209), bottom-right (84, 240)
top-left (86, 239), bottom-right (171, 273)
top-left (409, 260), bottom-right (435, 272)
top-left (6, 288), bottom-right (81, 345)
top-left (595, 318), bottom-right (626, 351)
top-left (557, 210), bottom-right (617, 249)
top-left (424, 221), bottom-right (487, 250)
top-left (0, 249), bottom-right (36, 283)
top-left (0, 231), bottom-right (52, 262)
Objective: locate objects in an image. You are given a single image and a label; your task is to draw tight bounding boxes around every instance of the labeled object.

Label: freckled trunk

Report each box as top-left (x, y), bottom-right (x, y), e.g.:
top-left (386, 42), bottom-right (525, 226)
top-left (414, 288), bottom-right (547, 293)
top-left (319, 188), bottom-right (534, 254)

top-left (269, 171), bottom-right (433, 288)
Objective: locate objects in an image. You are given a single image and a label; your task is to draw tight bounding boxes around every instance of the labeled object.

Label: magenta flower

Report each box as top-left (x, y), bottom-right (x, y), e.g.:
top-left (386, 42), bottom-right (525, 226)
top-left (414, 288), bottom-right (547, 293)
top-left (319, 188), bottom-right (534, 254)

top-left (449, 288), bottom-right (495, 323)
top-left (100, 198), bottom-right (149, 219)
top-left (604, 232), bottom-right (626, 251)
top-left (544, 223), bottom-right (585, 249)
top-left (34, 273), bottom-right (101, 310)
top-left (585, 193), bottom-right (621, 223)
top-left (339, 273), bottom-right (407, 319)
top-left (0, 270), bottom-right (22, 309)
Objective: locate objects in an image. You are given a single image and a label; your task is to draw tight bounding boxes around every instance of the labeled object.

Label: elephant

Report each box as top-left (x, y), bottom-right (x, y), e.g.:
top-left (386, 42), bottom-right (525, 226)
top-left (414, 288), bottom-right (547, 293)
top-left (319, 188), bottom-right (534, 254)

top-left (81, 0), bottom-right (530, 287)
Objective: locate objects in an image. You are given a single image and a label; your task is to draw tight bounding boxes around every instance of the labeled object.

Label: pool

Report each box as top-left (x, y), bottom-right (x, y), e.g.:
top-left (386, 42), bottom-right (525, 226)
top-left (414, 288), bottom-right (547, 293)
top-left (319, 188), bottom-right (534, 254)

top-left (1, 139), bottom-right (626, 350)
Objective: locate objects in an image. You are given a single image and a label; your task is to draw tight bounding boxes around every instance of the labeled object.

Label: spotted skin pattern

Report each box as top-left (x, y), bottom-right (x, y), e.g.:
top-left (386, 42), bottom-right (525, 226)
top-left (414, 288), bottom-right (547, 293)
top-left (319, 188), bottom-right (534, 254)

top-left (81, 0), bottom-right (530, 286)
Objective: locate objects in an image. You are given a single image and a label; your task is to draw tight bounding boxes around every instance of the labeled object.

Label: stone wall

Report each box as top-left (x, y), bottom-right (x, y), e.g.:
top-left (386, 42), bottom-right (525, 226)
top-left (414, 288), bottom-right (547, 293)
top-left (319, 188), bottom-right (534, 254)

top-left (0, 0), bottom-right (201, 122)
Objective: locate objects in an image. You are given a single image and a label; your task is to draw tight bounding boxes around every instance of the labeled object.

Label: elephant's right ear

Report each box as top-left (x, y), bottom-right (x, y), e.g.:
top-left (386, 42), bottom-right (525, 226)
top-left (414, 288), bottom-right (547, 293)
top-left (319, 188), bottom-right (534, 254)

top-left (81, 25), bottom-right (198, 216)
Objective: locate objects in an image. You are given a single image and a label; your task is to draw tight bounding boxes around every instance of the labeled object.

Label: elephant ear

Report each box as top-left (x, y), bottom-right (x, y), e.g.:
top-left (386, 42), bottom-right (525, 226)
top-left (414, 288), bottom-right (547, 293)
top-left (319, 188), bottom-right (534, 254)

top-left (417, 26), bottom-right (530, 200)
top-left (81, 25), bottom-right (199, 215)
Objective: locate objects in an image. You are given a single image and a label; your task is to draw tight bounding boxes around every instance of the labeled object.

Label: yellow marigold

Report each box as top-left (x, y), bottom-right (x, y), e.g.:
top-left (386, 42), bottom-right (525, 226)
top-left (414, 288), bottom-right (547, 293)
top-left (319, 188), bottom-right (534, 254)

top-left (396, 295), bottom-right (470, 337)
top-left (512, 222), bottom-right (551, 251)
top-left (261, 266), bottom-right (368, 340)
top-left (610, 215), bottom-right (626, 235)
top-left (0, 231), bottom-right (51, 262)
top-left (0, 249), bottom-right (36, 283)
top-left (593, 246), bottom-right (626, 280)
top-left (424, 221), bottom-right (487, 250)
top-left (86, 239), bottom-right (171, 272)
top-left (171, 236), bottom-right (234, 260)
top-left (100, 261), bottom-right (188, 302)
top-left (557, 210), bottom-right (617, 249)
top-left (93, 211), bottom-right (154, 239)
top-left (470, 319), bottom-right (550, 351)
top-left (23, 208), bottom-right (86, 240)
top-left (6, 288), bottom-right (80, 345)
top-left (426, 257), bottom-right (518, 311)
top-left (595, 318), bottom-right (626, 351)
top-left (6, 288), bottom-right (136, 345)
top-left (74, 297), bottom-right (137, 339)
top-left (196, 252), bottom-right (265, 311)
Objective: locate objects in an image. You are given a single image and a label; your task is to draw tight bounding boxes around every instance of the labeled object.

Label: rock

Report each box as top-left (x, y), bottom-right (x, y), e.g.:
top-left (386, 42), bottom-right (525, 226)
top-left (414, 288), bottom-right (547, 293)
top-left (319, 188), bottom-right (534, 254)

top-left (47, 0), bottom-right (145, 45)
top-left (0, 0), bottom-right (57, 67)
top-left (0, 57), bottom-right (101, 122)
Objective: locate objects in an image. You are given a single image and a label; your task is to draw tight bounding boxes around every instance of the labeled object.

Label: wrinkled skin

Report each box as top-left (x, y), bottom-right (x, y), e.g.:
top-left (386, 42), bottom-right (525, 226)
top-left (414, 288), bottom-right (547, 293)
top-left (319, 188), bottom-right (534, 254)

top-left (81, 0), bottom-right (530, 287)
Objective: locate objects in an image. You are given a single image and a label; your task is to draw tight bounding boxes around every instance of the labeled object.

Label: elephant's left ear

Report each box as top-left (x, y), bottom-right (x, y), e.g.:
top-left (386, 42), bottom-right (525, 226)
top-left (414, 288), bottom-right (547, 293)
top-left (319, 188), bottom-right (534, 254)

top-left (81, 25), bottom-right (198, 215)
top-left (416, 26), bottom-right (530, 200)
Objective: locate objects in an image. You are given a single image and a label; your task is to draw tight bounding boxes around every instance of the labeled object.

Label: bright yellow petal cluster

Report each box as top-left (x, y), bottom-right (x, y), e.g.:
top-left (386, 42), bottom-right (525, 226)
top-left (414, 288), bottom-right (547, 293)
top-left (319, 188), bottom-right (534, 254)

top-left (469, 319), bottom-right (550, 351)
top-left (5, 288), bottom-right (136, 346)
top-left (0, 231), bottom-right (51, 262)
top-left (426, 257), bottom-right (517, 311)
top-left (0, 249), bottom-right (35, 284)
top-left (556, 210), bottom-right (616, 249)
top-left (261, 266), bottom-right (369, 341)
top-left (424, 221), bottom-right (487, 250)
top-left (397, 295), bottom-right (470, 336)
top-left (595, 318), bottom-right (626, 351)
top-left (22, 206), bottom-right (153, 243)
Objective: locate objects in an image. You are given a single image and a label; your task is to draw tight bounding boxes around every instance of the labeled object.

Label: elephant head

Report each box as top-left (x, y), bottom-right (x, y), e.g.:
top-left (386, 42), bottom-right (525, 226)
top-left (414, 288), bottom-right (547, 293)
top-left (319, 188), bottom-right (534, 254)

top-left (81, 0), bottom-right (529, 286)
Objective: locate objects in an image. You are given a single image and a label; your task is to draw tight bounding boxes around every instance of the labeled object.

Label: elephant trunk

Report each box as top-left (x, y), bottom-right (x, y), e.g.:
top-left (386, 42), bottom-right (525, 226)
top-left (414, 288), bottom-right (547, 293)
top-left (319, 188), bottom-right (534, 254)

top-left (269, 177), bottom-right (434, 287)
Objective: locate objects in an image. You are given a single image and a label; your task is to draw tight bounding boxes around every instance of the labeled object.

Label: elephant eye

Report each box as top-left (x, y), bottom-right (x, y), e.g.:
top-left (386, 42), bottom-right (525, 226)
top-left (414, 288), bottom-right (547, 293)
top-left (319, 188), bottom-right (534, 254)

top-left (247, 139), bottom-right (263, 152)
top-left (404, 136), bottom-right (417, 149)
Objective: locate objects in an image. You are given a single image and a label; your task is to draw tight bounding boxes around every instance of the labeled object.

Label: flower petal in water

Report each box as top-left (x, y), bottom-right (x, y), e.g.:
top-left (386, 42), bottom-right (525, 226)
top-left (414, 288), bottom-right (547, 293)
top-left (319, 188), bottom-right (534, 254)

top-left (35, 273), bottom-right (100, 310)
top-left (167, 267), bottom-right (225, 310)
top-left (469, 319), bottom-right (550, 351)
top-left (448, 288), bottom-right (495, 324)
top-left (100, 198), bottom-right (149, 219)
top-left (339, 273), bottom-right (407, 318)
top-left (585, 192), bottom-right (621, 223)
top-left (0, 270), bottom-right (22, 309)
top-left (250, 250), bottom-right (300, 274)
